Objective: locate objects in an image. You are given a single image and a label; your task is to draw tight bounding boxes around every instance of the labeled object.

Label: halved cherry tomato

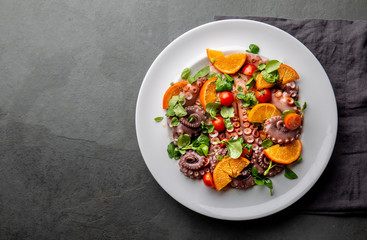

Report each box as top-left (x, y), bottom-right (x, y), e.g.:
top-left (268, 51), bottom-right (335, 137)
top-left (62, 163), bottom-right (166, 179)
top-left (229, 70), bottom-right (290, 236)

top-left (212, 116), bottom-right (225, 132)
top-left (255, 88), bottom-right (271, 103)
top-left (242, 64), bottom-right (257, 76)
top-left (241, 146), bottom-right (253, 158)
top-left (203, 172), bottom-right (215, 188)
top-left (220, 138), bottom-right (228, 148)
top-left (219, 91), bottom-right (234, 106)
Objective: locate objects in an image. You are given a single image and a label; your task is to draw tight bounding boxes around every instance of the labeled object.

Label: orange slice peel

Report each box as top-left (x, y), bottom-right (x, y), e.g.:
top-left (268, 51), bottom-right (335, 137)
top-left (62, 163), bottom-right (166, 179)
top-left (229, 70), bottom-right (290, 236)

top-left (199, 76), bottom-right (218, 110)
top-left (263, 139), bottom-right (302, 164)
top-left (162, 81), bottom-right (188, 109)
top-left (213, 156), bottom-right (250, 191)
top-left (207, 49), bottom-right (246, 74)
top-left (247, 103), bottom-right (281, 123)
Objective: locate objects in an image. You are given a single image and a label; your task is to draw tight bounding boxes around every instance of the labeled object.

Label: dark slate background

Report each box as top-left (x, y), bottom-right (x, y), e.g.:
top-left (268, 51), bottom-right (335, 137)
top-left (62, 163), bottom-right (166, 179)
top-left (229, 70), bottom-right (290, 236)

top-left (0, 0), bottom-right (366, 239)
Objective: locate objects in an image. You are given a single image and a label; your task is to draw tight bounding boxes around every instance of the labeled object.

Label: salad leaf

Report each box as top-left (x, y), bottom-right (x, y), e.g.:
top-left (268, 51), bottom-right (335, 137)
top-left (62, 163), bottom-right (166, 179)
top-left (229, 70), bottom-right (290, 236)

top-left (194, 66), bottom-right (210, 80)
top-left (181, 68), bottom-right (191, 80)
top-left (295, 156), bottom-right (303, 163)
top-left (251, 166), bottom-right (273, 195)
top-left (245, 78), bottom-right (255, 90)
top-left (167, 142), bottom-right (181, 160)
top-left (220, 106), bottom-right (235, 119)
top-left (261, 70), bottom-right (279, 83)
top-left (188, 77), bottom-right (195, 84)
top-left (264, 160), bottom-right (278, 176)
top-left (215, 77), bottom-right (233, 92)
top-left (201, 121), bottom-right (214, 133)
top-left (193, 135), bottom-right (210, 147)
top-left (261, 139), bottom-right (274, 149)
top-left (257, 63), bottom-right (266, 71)
top-left (154, 117), bottom-right (164, 122)
top-left (246, 44), bottom-right (260, 54)
top-left (217, 155), bottom-right (224, 161)
top-left (237, 86), bottom-right (243, 92)
top-left (206, 103), bottom-right (221, 119)
top-left (170, 117), bottom-right (180, 126)
top-left (188, 116), bottom-right (195, 123)
top-left (237, 92), bottom-right (258, 108)
top-left (284, 168), bottom-right (298, 179)
top-left (254, 178), bottom-right (265, 185)
top-left (223, 118), bottom-right (233, 130)
top-left (226, 138), bottom-right (243, 159)
top-left (196, 144), bottom-right (209, 156)
top-left (177, 134), bottom-right (191, 147)
top-left (207, 72), bottom-right (222, 80)
top-left (224, 73), bottom-right (234, 82)
top-left (265, 60), bottom-right (281, 73)
top-left (173, 103), bottom-right (187, 117)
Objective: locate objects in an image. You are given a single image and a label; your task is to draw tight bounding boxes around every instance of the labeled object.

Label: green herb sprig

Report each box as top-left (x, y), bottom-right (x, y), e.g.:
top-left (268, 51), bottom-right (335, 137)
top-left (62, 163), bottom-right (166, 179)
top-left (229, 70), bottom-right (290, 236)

top-left (251, 167), bottom-right (273, 195)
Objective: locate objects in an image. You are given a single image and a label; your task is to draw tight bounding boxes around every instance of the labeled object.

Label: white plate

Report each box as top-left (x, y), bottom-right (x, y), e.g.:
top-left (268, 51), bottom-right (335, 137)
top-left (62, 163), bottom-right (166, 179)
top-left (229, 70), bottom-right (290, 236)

top-left (135, 20), bottom-right (337, 220)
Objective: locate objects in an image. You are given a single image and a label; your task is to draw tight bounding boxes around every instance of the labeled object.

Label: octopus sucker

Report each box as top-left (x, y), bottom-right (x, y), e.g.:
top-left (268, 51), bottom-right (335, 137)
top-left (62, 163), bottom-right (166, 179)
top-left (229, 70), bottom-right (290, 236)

top-left (263, 116), bottom-right (302, 144)
top-left (179, 150), bottom-right (211, 179)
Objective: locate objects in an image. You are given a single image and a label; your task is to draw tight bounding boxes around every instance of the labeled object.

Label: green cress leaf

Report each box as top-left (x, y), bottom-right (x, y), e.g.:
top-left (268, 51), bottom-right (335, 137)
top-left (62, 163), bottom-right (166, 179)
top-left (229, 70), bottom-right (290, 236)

top-left (261, 70), bottom-right (279, 83)
top-left (201, 121), bottom-right (214, 133)
top-left (257, 63), bottom-right (266, 71)
top-left (170, 117), bottom-right (180, 126)
top-left (207, 72), bottom-right (222, 80)
top-left (217, 155), bottom-right (224, 161)
top-left (194, 66), bottom-right (210, 80)
top-left (295, 156), bottom-right (303, 163)
top-left (154, 117), bottom-right (164, 122)
top-left (205, 103), bottom-right (221, 119)
top-left (196, 135), bottom-right (210, 146)
top-left (237, 86), bottom-right (243, 92)
top-left (264, 160), bottom-right (278, 176)
top-left (294, 100), bottom-right (301, 109)
top-left (261, 139), bottom-right (274, 149)
top-left (210, 58), bottom-right (215, 63)
top-left (224, 74), bottom-right (234, 82)
top-left (284, 168), bottom-right (298, 179)
top-left (173, 104), bottom-right (187, 117)
top-left (264, 179), bottom-right (273, 195)
top-left (167, 142), bottom-right (181, 159)
top-left (237, 92), bottom-right (258, 108)
top-left (220, 106), bottom-right (235, 119)
top-left (197, 144), bottom-right (209, 156)
top-left (243, 143), bottom-right (252, 151)
top-left (254, 178), bottom-right (265, 185)
top-left (245, 78), bottom-right (255, 90)
top-left (188, 76), bottom-right (195, 84)
top-left (223, 118), bottom-right (233, 130)
top-left (251, 166), bottom-right (259, 177)
top-left (281, 110), bottom-right (296, 120)
top-left (177, 134), bottom-right (191, 147)
top-left (181, 68), bottom-right (191, 80)
top-left (170, 82), bottom-right (174, 86)
top-left (188, 116), bottom-right (195, 123)
top-left (303, 102), bottom-right (307, 110)
top-left (226, 138), bottom-right (243, 159)
top-left (265, 60), bottom-right (281, 73)
top-left (246, 44), bottom-right (260, 54)
top-left (215, 77), bottom-right (233, 92)
top-left (165, 108), bottom-right (175, 117)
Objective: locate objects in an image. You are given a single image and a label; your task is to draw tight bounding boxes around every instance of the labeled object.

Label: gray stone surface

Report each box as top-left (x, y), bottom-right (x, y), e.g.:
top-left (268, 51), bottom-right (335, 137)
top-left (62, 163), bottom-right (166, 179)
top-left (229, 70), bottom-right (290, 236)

top-left (0, 0), bottom-right (366, 239)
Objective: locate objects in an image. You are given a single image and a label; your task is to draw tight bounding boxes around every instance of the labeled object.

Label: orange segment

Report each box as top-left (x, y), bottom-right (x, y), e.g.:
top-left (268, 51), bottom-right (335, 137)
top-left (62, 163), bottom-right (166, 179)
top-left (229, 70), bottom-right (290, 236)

top-left (207, 49), bottom-right (246, 74)
top-left (247, 103), bottom-right (281, 123)
top-left (278, 64), bottom-right (299, 84)
top-left (162, 81), bottom-right (188, 109)
top-left (213, 156), bottom-right (250, 191)
top-left (199, 77), bottom-right (218, 110)
top-left (263, 139), bottom-right (302, 164)
top-left (256, 72), bottom-right (273, 90)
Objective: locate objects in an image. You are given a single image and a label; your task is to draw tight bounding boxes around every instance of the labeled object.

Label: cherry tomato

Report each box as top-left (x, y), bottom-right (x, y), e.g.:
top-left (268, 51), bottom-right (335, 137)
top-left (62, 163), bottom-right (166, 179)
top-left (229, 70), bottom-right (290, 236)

top-left (241, 146), bottom-right (253, 158)
top-left (255, 88), bottom-right (271, 102)
top-left (220, 138), bottom-right (228, 148)
top-left (219, 91), bottom-right (234, 106)
top-left (212, 116), bottom-right (225, 132)
top-left (203, 172), bottom-right (215, 188)
top-left (242, 64), bottom-right (257, 76)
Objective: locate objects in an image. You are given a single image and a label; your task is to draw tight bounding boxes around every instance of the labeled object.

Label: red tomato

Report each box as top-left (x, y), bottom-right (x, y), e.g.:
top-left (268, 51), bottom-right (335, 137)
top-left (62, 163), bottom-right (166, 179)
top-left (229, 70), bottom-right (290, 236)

top-left (255, 88), bottom-right (271, 102)
top-left (242, 64), bottom-right (257, 76)
top-left (203, 172), bottom-right (215, 188)
top-left (219, 91), bottom-right (234, 106)
top-left (241, 147), bottom-right (253, 158)
top-left (212, 116), bottom-right (225, 132)
top-left (220, 138), bottom-right (228, 148)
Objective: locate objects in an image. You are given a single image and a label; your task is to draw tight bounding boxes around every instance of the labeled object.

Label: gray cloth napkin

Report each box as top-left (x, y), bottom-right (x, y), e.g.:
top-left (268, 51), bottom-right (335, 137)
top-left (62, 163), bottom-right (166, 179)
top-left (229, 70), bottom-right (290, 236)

top-left (215, 16), bottom-right (367, 214)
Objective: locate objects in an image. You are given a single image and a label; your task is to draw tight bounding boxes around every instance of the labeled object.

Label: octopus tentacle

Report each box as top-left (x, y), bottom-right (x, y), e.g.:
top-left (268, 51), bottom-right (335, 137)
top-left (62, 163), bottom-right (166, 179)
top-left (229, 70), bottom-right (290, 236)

top-left (179, 106), bottom-right (206, 128)
top-left (263, 116), bottom-right (302, 144)
top-left (231, 167), bottom-right (256, 189)
top-left (251, 146), bottom-right (284, 177)
top-left (183, 77), bottom-right (206, 107)
top-left (179, 150), bottom-right (211, 179)
top-left (281, 81), bottom-right (299, 100)
top-left (270, 89), bottom-right (297, 113)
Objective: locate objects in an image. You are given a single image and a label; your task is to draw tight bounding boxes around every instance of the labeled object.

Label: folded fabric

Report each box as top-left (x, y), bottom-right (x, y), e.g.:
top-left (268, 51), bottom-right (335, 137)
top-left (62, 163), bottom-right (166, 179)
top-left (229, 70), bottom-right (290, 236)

top-left (215, 16), bottom-right (367, 214)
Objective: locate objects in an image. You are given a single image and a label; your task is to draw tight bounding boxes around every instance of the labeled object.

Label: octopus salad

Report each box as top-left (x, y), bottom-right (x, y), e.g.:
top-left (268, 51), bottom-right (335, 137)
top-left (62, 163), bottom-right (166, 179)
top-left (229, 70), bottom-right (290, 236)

top-left (156, 44), bottom-right (307, 194)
